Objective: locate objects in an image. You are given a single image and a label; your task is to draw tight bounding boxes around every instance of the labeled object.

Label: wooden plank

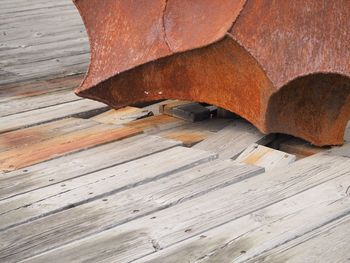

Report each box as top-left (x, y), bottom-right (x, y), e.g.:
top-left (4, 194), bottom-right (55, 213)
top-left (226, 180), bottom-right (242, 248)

top-left (91, 106), bottom-right (153, 125)
top-left (236, 144), bottom-right (296, 171)
top-left (0, 90), bottom-right (81, 117)
top-left (17, 153), bottom-right (350, 263)
top-left (134, 171), bottom-right (350, 263)
top-left (0, 118), bottom-right (99, 153)
top-left (0, 160), bottom-right (263, 262)
top-left (161, 130), bottom-right (211, 147)
top-left (246, 215), bottom-right (350, 263)
top-left (194, 119), bottom-right (274, 159)
top-left (0, 74), bottom-right (83, 102)
top-left (157, 118), bottom-right (232, 147)
top-left (0, 135), bottom-right (181, 201)
top-left (0, 0), bottom-right (88, 85)
top-left (0, 99), bottom-right (108, 134)
top-left (0, 125), bottom-right (141, 172)
top-left (124, 114), bottom-right (186, 133)
top-left (0, 147), bottom-right (218, 231)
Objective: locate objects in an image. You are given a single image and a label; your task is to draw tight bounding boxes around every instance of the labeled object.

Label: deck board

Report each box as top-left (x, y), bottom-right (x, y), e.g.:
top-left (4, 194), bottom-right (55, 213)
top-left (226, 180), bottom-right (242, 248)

top-left (0, 147), bottom-right (217, 231)
top-left (0, 158), bottom-right (264, 262)
top-left (0, 135), bottom-right (181, 201)
top-left (0, 99), bottom-right (108, 134)
top-left (15, 154), bottom-right (350, 263)
top-left (0, 1), bottom-right (349, 262)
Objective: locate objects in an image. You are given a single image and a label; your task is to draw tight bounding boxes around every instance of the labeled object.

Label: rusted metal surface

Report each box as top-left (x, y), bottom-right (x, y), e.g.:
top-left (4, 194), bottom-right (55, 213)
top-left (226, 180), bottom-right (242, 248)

top-left (73, 0), bottom-right (350, 146)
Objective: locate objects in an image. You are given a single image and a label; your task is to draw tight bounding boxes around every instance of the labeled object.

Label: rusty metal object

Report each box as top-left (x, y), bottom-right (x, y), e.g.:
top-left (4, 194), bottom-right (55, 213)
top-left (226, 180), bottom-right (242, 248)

top-left (73, 0), bottom-right (350, 146)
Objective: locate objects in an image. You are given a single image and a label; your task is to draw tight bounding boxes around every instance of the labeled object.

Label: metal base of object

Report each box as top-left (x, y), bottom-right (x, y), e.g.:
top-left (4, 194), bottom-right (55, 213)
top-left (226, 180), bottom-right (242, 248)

top-left (73, 0), bottom-right (350, 146)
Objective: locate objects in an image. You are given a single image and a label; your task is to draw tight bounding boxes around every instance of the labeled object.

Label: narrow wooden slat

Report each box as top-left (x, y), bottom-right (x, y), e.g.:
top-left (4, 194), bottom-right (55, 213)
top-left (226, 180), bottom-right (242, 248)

top-left (0, 99), bottom-right (108, 134)
top-left (0, 74), bottom-right (83, 102)
top-left (0, 135), bottom-right (181, 200)
top-left (20, 154), bottom-right (350, 263)
top-left (194, 120), bottom-right (274, 159)
top-left (0, 90), bottom-right (81, 117)
top-left (0, 159), bottom-right (264, 262)
top-left (92, 106), bottom-right (153, 125)
top-left (246, 215), bottom-right (350, 263)
top-left (0, 125), bottom-right (141, 172)
top-left (0, 118), bottom-right (98, 153)
top-left (134, 171), bottom-right (350, 263)
top-left (124, 114), bottom-right (186, 133)
top-left (0, 147), bottom-right (219, 231)
top-left (236, 144), bottom-right (296, 171)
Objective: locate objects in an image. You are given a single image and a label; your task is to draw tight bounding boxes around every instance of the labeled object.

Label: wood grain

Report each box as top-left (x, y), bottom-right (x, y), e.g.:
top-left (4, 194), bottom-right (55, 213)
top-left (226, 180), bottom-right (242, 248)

top-left (0, 135), bottom-right (181, 201)
top-left (0, 125), bottom-right (141, 171)
top-left (194, 119), bottom-right (274, 159)
top-left (0, 99), bottom-right (108, 134)
top-left (19, 154), bottom-right (350, 263)
top-left (0, 160), bottom-right (263, 262)
top-left (0, 147), bottom-right (218, 231)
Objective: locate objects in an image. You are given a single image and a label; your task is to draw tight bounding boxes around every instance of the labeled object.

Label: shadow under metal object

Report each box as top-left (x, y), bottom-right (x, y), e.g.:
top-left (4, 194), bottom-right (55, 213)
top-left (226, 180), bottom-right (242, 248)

top-left (73, 0), bottom-right (350, 146)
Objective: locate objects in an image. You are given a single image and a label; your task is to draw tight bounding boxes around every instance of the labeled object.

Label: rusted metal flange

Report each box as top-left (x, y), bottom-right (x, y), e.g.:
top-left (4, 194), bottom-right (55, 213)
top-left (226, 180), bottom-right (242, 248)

top-left (73, 0), bottom-right (350, 146)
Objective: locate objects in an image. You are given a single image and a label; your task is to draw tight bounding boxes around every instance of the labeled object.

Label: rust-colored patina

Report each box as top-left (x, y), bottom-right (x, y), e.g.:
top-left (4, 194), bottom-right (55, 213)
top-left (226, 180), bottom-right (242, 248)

top-left (73, 0), bottom-right (350, 146)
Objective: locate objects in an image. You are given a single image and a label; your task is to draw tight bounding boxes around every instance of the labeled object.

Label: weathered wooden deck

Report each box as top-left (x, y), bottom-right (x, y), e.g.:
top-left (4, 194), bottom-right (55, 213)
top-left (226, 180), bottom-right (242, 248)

top-left (0, 1), bottom-right (350, 263)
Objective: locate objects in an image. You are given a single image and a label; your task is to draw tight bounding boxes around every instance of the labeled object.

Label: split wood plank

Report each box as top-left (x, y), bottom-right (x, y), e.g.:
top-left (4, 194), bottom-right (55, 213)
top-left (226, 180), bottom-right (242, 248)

top-left (124, 114), bottom-right (186, 133)
top-left (246, 214), bottom-right (350, 263)
top-left (0, 99), bottom-right (108, 134)
top-left (134, 169), bottom-right (350, 263)
top-left (18, 153), bottom-right (350, 263)
top-left (0, 90), bottom-right (81, 117)
top-left (194, 119), bottom-right (274, 159)
top-left (0, 159), bottom-right (263, 262)
top-left (0, 125), bottom-right (141, 172)
top-left (0, 135), bottom-right (181, 201)
top-left (236, 144), bottom-right (296, 171)
top-left (91, 106), bottom-right (153, 126)
top-left (0, 117), bottom-right (99, 153)
top-left (0, 147), bottom-right (218, 231)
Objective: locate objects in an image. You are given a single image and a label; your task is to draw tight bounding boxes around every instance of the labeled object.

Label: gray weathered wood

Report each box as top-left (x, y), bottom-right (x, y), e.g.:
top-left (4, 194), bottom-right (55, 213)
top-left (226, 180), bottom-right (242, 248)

top-left (194, 120), bottom-right (274, 159)
top-left (0, 135), bottom-right (181, 201)
top-left (19, 153), bottom-right (350, 263)
top-left (236, 143), bottom-right (296, 171)
top-left (0, 90), bottom-right (80, 117)
top-left (134, 171), bottom-right (350, 263)
top-left (0, 99), bottom-right (108, 134)
top-left (246, 215), bottom-right (350, 263)
top-left (0, 146), bottom-right (217, 231)
top-left (0, 0), bottom-right (88, 85)
top-left (0, 160), bottom-right (263, 263)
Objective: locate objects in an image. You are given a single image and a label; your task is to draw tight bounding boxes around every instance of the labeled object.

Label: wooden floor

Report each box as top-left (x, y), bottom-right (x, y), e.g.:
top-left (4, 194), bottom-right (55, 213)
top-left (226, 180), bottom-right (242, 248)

top-left (1, 1), bottom-right (350, 263)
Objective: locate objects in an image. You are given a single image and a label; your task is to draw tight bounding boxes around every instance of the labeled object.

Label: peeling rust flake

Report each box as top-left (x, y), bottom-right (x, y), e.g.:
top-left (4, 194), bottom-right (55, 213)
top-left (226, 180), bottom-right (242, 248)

top-left (73, 0), bottom-right (350, 146)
